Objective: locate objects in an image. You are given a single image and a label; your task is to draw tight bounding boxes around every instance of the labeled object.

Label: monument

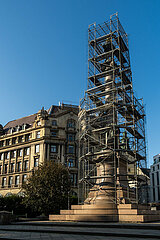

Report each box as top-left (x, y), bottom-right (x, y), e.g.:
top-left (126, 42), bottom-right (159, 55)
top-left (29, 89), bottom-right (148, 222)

top-left (50, 13), bottom-right (160, 222)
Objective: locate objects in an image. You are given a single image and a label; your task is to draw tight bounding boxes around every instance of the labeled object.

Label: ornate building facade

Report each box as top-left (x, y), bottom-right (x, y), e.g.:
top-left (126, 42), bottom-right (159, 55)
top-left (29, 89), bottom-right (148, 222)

top-left (0, 103), bottom-right (78, 196)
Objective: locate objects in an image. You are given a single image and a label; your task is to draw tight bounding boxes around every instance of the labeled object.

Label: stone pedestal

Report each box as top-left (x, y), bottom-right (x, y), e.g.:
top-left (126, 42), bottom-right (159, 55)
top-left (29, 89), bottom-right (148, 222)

top-left (49, 203), bottom-right (160, 222)
top-left (49, 156), bottom-right (160, 222)
top-left (49, 158), bottom-right (160, 222)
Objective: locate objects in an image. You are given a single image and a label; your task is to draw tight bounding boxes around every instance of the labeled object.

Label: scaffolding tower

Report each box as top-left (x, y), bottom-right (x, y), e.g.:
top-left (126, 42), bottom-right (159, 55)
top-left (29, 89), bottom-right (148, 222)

top-left (78, 13), bottom-right (147, 205)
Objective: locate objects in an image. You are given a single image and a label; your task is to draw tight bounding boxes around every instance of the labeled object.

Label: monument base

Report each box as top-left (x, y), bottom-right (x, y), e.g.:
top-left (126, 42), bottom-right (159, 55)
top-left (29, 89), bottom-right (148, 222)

top-left (49, 203), bottom-right (160, 222)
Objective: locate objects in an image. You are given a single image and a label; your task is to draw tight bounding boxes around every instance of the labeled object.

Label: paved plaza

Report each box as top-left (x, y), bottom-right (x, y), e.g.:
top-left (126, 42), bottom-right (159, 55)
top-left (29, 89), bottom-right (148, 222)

top-left (0, 221), bottom-right (159, 239)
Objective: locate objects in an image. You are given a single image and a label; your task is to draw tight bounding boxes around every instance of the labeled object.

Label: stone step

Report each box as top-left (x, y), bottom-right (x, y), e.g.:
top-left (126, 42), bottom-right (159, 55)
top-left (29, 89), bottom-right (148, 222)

top-left (119, 214), bottom-right (160, 222)
top-left (118, 204), bottom-right (150, 210)
top-left (49, 214), bottom-right (119, 222)
top-left (50, 213), bottom-right (160, 222)
top-left (119, 209), bottom-right (160, 215)
top-left (143, 214), bottom-right (160, 222)
top-left (71, 203), bottom-right (116, 210)
top-left (60, 209), bottom-right (118, 215)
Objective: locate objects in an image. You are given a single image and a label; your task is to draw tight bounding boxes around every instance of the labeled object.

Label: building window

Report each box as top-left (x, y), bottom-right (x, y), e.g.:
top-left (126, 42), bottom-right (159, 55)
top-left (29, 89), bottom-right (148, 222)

top-left (0, 153), bottom-right (4, 161)
top-left (52, 120), bottom-right (57, 126)
top-left (68, 134), bottom-right (75, 142)
top-left (18, 136), bottom-right (23, 143)
top-left (67, 119), bottom-right (75, 128)
top-left (51, 131), bottom-right (57, 137)
top-left (25, 134), bottom-right (30, 142)
top-left (51, 145), bottom-right (57, 153)
top-left (70, 173), bottom-right (77, 186)
top-left (34, 158), bottom-right (39, 167)
top-left (0, 165), bottom-right (2, 174)
top-left (17, 162), bottom-right (21, 172)
top-left (15, 176), bottom-right (20, 186)
top-left (9, 176), bottom-right (13, 186)
top-left (7, 152), bottom-right (9, 159)
top-left (22, 174), bottom-right (27, 183)
top-left (11, 150), bottom-right (16, 158)
top-left (12, 137), bottom-right (16, 145)
top-left (10, 163), bottom-right (15, 173)
top-left (153, 166), bottom-right (155, 171)
top-left (24, 147), bottom-right (30, 156)
top-left (0, 141), bottom-right (4, 147)
top-left (68, 145), bottom-right (74, 154)
top-left (6, 139), bottom-right (10, 146)
top-left (35, 144), bottom-right (40, 153)
top-left (68, 159), bottom-right (75, 168)
top-left (5, 152), bottom-right (9, 160)
top-left (2, 177), bottom-right (6, 187)
top-left (18, 149), bottom-right (23, 157)
top-left (37, 121), bottom-right (41, 126)
top-left (36, 131), bottom-right (40, 139)
top-left (21, 124), bottom-right (25, 130)
top-left (4, 164), bottom-right (8, 174)
top-left (24, 160), bottom-right (29, 171)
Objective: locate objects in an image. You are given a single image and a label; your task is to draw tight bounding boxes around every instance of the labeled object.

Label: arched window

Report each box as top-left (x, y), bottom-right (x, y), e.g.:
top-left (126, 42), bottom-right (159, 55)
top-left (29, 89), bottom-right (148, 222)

top-left (52, 120), bottom-right (57, 126)
top-left (67, 119), bottom-right (75, 128)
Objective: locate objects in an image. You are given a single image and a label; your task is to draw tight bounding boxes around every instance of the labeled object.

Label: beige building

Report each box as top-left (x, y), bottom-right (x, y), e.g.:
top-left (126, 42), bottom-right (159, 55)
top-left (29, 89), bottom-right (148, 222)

top-left (0, 103), bottom-right (78, 196)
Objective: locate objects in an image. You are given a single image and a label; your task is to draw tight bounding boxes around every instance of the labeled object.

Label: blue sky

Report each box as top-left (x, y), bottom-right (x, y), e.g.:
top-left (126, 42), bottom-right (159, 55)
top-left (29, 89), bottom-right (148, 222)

top-left (0, 0), bottom-right (159, 166)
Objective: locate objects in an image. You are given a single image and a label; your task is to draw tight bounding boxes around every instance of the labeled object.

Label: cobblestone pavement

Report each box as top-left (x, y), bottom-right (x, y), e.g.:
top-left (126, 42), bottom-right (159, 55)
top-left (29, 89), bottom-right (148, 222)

top-left (0, 222), bottom-right (159, 240)
top-left (0, 231), bottom-right (158, 240)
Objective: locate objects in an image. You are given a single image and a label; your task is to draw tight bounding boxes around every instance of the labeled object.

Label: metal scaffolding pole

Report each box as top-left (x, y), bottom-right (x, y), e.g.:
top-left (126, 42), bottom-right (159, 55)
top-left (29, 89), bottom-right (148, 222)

top-left (78, 13), bottom-right (147, 205)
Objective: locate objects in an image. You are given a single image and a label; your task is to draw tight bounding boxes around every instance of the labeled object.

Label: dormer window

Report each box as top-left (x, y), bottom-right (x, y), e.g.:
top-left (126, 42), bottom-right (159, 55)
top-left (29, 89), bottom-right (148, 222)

top-left (37, 121), bottom-right (41, 126)
top-left (22, 124), bottom-right (25, 130)
top-left (10, 128), bottom-right (15, 134)
top-left (36, 131), bottom-right (40, 139)
top-left (16, 126), bottom-right (21, 132)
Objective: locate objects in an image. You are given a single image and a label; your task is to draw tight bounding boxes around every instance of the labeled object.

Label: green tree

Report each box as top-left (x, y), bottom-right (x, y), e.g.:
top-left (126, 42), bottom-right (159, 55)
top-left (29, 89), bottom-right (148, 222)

top-left (3, 195), bottom-right (25, 215)
top-left (22, 162), bottom-right (71, 216)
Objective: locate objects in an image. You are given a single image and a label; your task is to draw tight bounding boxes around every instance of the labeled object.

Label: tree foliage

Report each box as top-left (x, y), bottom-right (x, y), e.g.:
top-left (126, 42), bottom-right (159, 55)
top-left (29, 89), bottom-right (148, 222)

top-left (0, 195), bottom-right (26, 215)
top-left (22, 162), bottom-right (71, 215)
